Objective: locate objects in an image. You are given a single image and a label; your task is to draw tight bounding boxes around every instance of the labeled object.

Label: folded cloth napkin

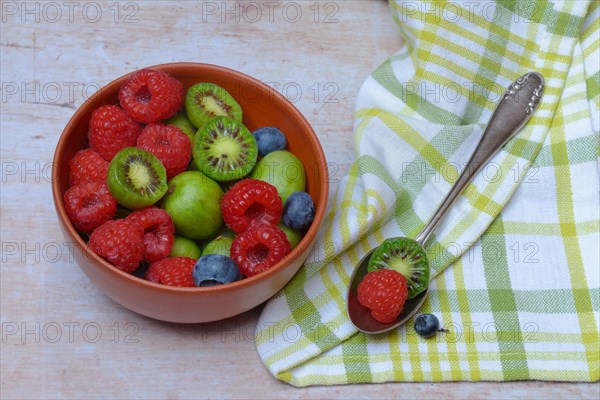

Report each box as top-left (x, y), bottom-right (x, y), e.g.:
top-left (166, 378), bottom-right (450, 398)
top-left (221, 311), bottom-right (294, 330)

top-left (255, 0), bottom-right (599, 386)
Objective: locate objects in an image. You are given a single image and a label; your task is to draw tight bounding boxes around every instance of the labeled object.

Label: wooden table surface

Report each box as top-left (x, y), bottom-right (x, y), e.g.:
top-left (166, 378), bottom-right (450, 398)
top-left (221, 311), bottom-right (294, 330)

top-left (1, 1), bottom-right (597, 398)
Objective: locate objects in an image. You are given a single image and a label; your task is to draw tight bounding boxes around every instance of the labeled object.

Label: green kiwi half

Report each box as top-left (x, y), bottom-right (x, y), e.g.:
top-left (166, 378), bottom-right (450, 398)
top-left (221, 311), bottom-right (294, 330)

top-left (367, 237), bottom-right (429, 299)
top-left (192, 116), bottom-right (258, 182)
top-left (106, 147), bottom-right (168, 210)
top-left (185, 82), bottom-right (242, 129)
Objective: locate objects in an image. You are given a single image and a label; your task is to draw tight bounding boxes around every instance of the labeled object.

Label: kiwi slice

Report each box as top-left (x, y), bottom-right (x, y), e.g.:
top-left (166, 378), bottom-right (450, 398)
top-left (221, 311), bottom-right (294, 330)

top-left (106, 147), bottom-right (168, 210)
top-left (192, 116), bottom-right (258, 182)
top-left (367, 237), bottom-right (429, 299)
top-left (164, 111), bottom-right (196, 142)
top-left (185, 83), bottom-right (242, 129)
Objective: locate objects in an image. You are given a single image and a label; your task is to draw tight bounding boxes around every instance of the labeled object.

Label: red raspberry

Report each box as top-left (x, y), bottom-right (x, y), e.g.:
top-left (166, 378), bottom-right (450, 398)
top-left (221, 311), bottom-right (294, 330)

top-left (118, 69), bottom-right (184, 123)
top-left (230, 223), bottom-right (291, 277)
top-left (220, 179), bottom-right (283, 234)
top-left (64, 181), bottom-right (117, 233)
top-left (357, 269), bottom-right (409, 324)
top-left (69, 148), bottom-right (109, 186)
top-left (88, 105), bottom-right (142, 161)
top-left (146, 257), bottom-right (195, 287)
top-left (126, 207), bottom-right (175, 262)
top-left (88, 219), bottom-right (145, 273)
top-left (136, 123), bottom-right (191, 180)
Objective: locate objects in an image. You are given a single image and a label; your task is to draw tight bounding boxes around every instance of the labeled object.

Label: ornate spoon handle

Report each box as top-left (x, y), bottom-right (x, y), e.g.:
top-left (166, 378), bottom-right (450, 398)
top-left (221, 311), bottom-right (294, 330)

top-left (414, 72), bottom-right (544, 246)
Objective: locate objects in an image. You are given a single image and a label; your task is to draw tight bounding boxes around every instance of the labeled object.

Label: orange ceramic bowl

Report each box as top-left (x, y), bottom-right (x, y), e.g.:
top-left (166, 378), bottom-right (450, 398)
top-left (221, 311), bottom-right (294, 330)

top-left (52, 63), bottom-right (328, 323)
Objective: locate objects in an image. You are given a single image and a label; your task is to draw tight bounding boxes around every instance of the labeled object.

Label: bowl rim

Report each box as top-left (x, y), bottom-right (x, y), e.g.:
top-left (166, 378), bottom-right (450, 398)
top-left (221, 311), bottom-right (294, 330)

top-left (52, 62), bottom-right (329, 294)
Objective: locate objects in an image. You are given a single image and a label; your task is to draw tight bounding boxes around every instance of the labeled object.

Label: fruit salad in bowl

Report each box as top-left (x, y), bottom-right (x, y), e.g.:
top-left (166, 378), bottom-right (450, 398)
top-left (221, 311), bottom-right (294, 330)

top-left (52, 63), bottom-right (328, 323)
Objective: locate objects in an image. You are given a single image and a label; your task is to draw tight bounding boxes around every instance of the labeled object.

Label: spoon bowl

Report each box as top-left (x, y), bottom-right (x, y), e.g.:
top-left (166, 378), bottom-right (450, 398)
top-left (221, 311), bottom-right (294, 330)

top-left (346, 71), bottom-right (545, 333)
top-left (347, 249), bottom-right (429, 334)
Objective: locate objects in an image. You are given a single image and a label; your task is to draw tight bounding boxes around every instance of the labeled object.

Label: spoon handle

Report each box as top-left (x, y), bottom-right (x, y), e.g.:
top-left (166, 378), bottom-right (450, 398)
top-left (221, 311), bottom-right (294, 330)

top-left (414, 72), bottom-right (544, 246)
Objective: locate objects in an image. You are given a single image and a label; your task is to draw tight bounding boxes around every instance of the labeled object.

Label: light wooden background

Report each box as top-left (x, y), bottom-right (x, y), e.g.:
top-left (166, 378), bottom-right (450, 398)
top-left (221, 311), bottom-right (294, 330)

top-left (1, 1), bottom-right (597, 398)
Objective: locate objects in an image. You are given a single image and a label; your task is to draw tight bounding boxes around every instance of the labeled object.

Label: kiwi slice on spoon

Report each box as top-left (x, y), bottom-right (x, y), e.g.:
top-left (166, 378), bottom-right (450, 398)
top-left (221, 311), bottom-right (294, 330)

top-left (192, 116), bottom-right (258, 182)
top-left (367, 237), bottom-right (429, 299)
top-left (106, 147), bottom-right (168, 210)
top-left (185, 82), bottom-right (242, 129)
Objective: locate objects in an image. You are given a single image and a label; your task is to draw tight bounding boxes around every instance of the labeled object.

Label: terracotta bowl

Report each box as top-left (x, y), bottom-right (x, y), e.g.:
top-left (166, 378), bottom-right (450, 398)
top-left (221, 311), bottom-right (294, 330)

top-left (52, 63), bottom-right (328, 323)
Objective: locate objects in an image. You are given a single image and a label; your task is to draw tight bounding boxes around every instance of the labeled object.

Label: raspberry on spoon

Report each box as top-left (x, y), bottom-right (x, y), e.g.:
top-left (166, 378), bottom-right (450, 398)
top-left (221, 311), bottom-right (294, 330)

top-left (357, 269), bottom-right (409, 324)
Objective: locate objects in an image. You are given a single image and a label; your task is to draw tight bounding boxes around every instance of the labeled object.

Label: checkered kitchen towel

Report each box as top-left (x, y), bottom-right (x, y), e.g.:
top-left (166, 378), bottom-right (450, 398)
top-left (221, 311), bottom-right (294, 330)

top-left (255, 0), bottom-right (599, 386)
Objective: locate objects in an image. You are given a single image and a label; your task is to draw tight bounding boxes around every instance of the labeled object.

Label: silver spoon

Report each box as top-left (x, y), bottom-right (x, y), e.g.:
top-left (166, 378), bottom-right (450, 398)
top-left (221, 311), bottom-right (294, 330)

top-left (347, 72), bottom-right (545, 334)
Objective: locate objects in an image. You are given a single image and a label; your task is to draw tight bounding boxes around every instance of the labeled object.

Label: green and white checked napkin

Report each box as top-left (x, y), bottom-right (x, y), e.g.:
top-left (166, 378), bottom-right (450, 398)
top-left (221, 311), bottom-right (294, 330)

top-left (255, 0), bottom-right (599, 386)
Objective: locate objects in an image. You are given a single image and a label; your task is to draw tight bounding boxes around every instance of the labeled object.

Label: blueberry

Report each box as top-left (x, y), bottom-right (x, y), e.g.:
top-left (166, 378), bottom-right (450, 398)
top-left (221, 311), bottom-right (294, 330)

top-left (282, 192), bottom-right (315, 231)
top-left (252, 127), bottom-right (287, 157)
top-left (414, 314), bottom-right (440, 338)
top-left (193, 254), bottom-right (242, 287)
